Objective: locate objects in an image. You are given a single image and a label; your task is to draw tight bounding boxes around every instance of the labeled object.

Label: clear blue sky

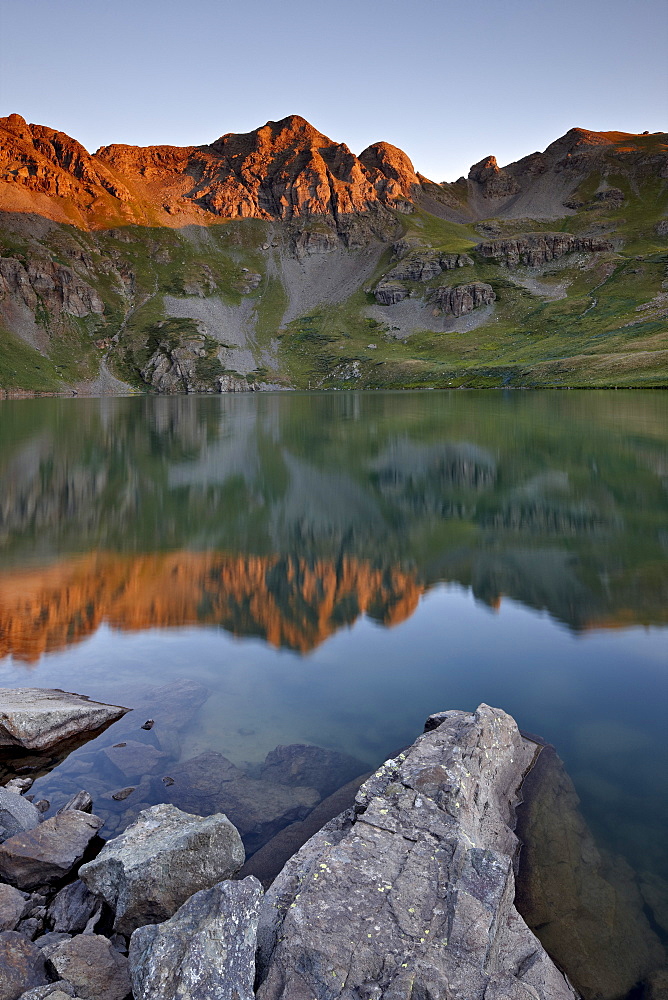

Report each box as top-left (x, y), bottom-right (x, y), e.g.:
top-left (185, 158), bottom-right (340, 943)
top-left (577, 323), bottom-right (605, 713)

top-left (1, 0), bottom-right (666, 180)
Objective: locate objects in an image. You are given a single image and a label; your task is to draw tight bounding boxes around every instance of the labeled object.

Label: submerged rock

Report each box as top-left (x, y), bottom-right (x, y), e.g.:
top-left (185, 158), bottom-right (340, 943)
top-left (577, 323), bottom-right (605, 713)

top-left (163, 751), bottom-right (320, 854)
top-left (0, 690), bottom-right (129, 753)
top-left (0, 812), bottom-right (103, 891)
top-left (259, 743), bottom-right (368, 799)
top-left (514, 744), bottom-right (665, 999)
top-left (255, 704), bottom-right (577, 1000)
top-left (79, 803), bottom-right (245, 935)
top-left (129, 876), bottom-right (262, 1000)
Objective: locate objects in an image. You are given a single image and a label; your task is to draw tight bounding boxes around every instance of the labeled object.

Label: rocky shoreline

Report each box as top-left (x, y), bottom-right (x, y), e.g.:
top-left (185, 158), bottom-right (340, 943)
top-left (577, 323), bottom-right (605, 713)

top-left (0, 691), bottom-right (665, 999)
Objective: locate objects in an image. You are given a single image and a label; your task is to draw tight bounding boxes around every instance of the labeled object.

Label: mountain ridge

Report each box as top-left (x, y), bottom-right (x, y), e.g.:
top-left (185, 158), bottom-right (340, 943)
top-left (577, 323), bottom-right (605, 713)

top-left (0, 112), bottom-right (666, 392)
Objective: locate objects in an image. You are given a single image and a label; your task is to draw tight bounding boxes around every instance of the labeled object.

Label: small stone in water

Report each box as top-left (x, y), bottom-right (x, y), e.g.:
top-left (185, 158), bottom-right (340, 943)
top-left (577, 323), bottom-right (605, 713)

top-left (35, 800), bottom-right (50, 814)
top-left (162, 776), bottom-right (175, 787)
top-left (112, 788), bottom-right (135, 802)
top-left (113, 743), bottom-right (127, 748)
top-left (141, 720), bottom-right (155, 731)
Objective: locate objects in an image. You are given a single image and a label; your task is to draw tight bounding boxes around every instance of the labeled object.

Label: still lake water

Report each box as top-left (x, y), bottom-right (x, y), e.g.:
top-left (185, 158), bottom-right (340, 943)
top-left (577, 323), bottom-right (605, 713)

top-left (0, 390), bottom-right (666, 952)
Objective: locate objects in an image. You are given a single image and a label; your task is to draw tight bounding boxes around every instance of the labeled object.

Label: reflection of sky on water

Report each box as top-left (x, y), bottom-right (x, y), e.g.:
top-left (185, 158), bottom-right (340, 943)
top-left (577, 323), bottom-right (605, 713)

top-left (2, 584), bottom-right (666, 879)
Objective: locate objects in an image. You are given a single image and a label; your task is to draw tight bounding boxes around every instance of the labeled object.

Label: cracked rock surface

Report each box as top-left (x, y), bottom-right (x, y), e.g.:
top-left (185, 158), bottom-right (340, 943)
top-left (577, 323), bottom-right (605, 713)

top-left (255, 703), bottom-right (578, 1000)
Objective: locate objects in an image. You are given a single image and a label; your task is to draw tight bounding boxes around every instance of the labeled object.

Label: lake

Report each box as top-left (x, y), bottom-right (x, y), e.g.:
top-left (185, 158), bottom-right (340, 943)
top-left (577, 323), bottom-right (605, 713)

top-left (0, 389), bottom-right (666, 986)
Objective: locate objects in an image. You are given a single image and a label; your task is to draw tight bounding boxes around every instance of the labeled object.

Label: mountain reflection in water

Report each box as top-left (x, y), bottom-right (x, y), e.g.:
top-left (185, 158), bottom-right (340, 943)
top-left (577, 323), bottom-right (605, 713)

top-left (0, 389), bottom-right (667, 992)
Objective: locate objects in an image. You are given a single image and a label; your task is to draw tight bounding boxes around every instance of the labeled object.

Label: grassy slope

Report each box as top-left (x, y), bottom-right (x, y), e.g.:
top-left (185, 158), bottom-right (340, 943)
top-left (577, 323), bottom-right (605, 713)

top-left (277, 178), bottom-right (668, 389)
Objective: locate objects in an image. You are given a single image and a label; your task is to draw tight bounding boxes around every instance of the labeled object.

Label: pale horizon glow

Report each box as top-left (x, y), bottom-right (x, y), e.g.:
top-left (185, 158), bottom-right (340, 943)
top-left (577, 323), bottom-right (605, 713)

top-left (1, 0), bottom-right (666, 181)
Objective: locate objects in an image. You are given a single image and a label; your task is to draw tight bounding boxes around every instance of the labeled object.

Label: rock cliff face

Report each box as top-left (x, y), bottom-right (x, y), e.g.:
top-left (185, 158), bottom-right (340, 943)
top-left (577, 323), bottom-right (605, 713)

top-left (428, 280), bottom-right (496, 316)
top-left (0, 257), bottom-right (103, 328)
top-left (468, 155), bottom-right (521, 199)
top-left (1, 114), bottom-right (419, 239)
top-left (476, 233), bottom-right (613, 266)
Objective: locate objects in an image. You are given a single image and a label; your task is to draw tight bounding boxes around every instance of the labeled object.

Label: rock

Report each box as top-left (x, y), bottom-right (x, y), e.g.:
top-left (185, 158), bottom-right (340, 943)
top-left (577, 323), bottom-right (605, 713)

top-left (0, 790), bottom-right (41, 843)
top-left (428, 281), bottom-right (496, 316)
top-left (128, 876), bottom-right (262, 1000)
top-left (372, 279), bottom-right (410, 305)
top-left (34, 932), bottom-right (71, 958)
top-left (110, 788), bottom-right (134, 802)
top-left (373, 249), bottom-right (475, 304)
top-left (47, 881), bottom-right (98, 935)
top-left (16, 916), bottom-right (42, 940)
top-left (17, 986), bottom-right (78, 1000)
top-left (48, 934), bottom-right (131, 1000)
top-left (163, 751), bottom-right (320, 853)
top-left (469, 155), bottom-right (521, 198)
top-left (475, 232), bottom-right (613, 266)
top-left (79, 803), bottom-right (245, 935)
top-left (514, 744), bottom-right (665, 999)
top-left (0, 930), bottom-right (49, 1000)
top-left (0, 883), bottom-right (28, 931)
top-left (239, 772), bottom-right (371, 889)
top-left (0, 812), bottom-right (103, 891)
top-left (111, 679), bottom-right (208, 736)
top-left (102, 741), bottom-right (167, 781)
top-left (255, 704), bottom-right (577, 1000)
top-left (0, 690), bottom-right (129, 752)
top-left (4, 780), bottom-right (33, 795)
top-left (56, 792), bottom-right (92, 815)
top-left (259, 743), bottom-right (367, 799)
top-left (656, 219), bottom-right (668, 237)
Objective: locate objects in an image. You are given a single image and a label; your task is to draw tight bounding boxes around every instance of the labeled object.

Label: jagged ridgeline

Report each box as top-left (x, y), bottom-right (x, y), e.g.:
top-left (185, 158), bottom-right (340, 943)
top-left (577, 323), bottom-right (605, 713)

top-left (0, 113), bottom-right (667, 392)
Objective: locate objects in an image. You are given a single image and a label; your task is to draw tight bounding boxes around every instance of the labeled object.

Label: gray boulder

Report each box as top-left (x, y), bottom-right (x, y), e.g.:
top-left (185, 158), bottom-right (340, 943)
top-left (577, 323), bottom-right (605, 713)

top-left (0, 883), bottom-right (28, 931)
top-left (0, 789), bottom-right (41, 843)
top-left (0, 930), bottom-right (49, 1000)
top-left (47, 881), bottom-right (98, 935)
top-left (0, 812), bottom-right (103, 891)
top-left (17, 986), bottom-right (78, 1000)
top-left (79, 803), bottom-right (245, 935)
top-left (0, 690), bottom-right (129, 752)
top-left (256, 704), bottom-right (578, 1000)
top-left (48, 934), bottom-right (131, 1000)
top-left (129, 876), bottom-right (262, 1000)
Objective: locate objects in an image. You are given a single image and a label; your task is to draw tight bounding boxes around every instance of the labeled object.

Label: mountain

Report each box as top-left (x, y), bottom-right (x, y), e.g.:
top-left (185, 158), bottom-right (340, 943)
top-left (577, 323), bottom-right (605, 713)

top-left (0, 114), bottom-right (666, 392)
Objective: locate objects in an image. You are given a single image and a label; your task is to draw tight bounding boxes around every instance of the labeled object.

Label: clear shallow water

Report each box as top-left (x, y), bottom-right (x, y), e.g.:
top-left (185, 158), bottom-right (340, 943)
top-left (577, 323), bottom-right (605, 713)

top-left (0, 391), bottom-right (666, 937)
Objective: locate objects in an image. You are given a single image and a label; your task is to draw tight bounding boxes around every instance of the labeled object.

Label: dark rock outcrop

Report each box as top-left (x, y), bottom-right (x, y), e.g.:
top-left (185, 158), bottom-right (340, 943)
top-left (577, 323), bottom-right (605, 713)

top-left (468, 155), bottom-right (521, 199)
top-left (0, 259), bottom-right (104, 323)
top-left (79, 803), bottom-right (245, 935)
top-left (428, 281), bottom-right (496, 316)
top-left (128, 877), bottom-right (262, 1000)
top-left (476, 232), bottom-right (613, 266)
top-left (255, 704), bottom-right (577, 1000)
top-left (373, 249), bottom-right (474, 304)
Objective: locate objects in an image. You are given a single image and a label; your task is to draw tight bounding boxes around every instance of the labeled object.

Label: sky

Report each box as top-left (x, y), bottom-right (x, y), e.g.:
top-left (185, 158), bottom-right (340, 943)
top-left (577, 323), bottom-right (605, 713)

top-left (1, 0), bottom-right (666, 181)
